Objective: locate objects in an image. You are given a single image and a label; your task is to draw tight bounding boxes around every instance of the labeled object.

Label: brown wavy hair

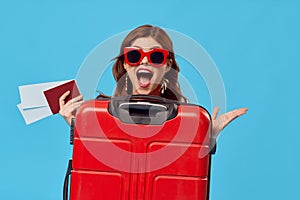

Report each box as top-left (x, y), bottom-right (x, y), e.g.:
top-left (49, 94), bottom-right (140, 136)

top-left (109, 24), bottom-right (187, 102)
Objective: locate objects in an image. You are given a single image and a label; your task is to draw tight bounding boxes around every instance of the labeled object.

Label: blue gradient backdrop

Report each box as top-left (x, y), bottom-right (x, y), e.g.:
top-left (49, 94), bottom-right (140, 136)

top-left (1, 0), bottom-right (299, 199)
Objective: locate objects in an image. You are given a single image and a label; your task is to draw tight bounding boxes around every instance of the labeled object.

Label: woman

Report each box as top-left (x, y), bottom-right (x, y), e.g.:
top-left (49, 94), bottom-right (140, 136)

top-left (59, 24), bottom-right (248, 139)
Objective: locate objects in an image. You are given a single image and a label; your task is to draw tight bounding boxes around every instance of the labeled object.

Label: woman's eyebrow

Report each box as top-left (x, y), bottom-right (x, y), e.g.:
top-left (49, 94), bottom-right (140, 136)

top-left (133, 45), bottom-right (161, 49)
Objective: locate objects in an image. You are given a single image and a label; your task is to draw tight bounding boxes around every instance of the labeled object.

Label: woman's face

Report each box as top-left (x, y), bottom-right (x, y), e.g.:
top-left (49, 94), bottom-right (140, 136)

top-left (123, 37), bottom-right (171, 95)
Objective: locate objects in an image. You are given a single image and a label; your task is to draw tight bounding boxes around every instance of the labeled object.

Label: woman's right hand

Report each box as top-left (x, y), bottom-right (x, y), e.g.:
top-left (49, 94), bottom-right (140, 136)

top-left (59, 91), bottom-right (84, 126)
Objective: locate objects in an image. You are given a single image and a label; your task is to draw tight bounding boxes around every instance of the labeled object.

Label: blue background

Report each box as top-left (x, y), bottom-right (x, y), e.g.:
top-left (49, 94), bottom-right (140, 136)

top-left (1, 0), bottom-right (299, 199)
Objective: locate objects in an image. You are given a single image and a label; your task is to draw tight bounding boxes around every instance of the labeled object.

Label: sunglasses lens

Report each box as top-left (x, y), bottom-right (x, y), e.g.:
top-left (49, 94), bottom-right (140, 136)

top-left (126, 50), bottom-right (141, 64)
top-left (150, 51), bottom-right (165, 64)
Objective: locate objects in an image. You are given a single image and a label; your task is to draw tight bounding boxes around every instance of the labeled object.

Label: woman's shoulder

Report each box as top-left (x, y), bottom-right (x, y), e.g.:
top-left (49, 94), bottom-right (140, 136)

top-left (96, 92), bottom-right (112, 99)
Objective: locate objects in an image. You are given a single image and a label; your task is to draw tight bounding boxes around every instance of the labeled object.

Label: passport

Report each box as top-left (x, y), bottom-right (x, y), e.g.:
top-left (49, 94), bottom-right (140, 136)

top-left (43, 80), bottom-right (80, 114)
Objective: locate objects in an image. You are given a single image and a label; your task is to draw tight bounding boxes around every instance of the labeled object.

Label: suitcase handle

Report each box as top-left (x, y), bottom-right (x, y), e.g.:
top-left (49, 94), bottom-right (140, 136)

top-left (63, 160), bottom-right (72, 200)
top-left (118, 102), bottom-right (168, 125)
top-left (109, 95), bottom-right (178, 125)
top-left (110, 94), bottom-right (178, 104)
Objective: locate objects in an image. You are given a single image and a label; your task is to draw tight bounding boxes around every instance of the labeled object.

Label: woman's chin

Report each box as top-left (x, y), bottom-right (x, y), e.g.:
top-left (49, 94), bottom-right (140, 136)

top-left (133, 85), bottom-right (160, 96)
top-left (133, 88), bottom-right (151, 95)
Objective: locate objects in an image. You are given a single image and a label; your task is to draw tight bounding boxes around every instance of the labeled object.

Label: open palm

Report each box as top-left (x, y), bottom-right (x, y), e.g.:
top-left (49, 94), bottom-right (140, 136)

top-left (212, 107), bottom-right (248, 138)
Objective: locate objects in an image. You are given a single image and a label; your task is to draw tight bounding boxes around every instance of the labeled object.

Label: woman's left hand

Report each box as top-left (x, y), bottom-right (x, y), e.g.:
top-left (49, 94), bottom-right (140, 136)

top-left (212, 107), bottom-right (248, 138)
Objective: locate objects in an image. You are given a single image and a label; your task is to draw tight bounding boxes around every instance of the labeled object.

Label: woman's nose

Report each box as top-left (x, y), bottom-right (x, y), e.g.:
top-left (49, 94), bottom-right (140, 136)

top-left (140, 55), bottom-right (149, 65)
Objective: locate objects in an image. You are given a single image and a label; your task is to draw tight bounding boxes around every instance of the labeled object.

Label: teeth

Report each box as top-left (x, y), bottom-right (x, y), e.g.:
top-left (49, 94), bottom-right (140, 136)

top-left (137, 69), bottom-right (151, 74)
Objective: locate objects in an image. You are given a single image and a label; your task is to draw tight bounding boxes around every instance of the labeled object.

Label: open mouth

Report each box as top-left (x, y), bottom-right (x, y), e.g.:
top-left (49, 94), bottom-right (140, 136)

top-left (136, 69), bottom-right (153, 88)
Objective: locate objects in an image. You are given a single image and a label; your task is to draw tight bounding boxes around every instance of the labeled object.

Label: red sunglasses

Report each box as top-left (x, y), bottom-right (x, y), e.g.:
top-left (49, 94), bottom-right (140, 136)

top-left (124, 47), bottom-right (169, 67)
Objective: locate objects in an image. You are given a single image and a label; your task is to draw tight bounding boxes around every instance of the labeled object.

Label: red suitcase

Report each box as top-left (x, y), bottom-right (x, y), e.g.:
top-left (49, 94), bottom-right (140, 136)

top-left (64, 95), bottom-right (214, 200)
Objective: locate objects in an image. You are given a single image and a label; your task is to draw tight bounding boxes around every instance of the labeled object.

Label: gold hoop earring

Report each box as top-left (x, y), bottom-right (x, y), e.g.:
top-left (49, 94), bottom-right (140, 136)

top-left (125, 74), bottom-right (128, 92)
top-left (160, 78), bottom-right (169, 94)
